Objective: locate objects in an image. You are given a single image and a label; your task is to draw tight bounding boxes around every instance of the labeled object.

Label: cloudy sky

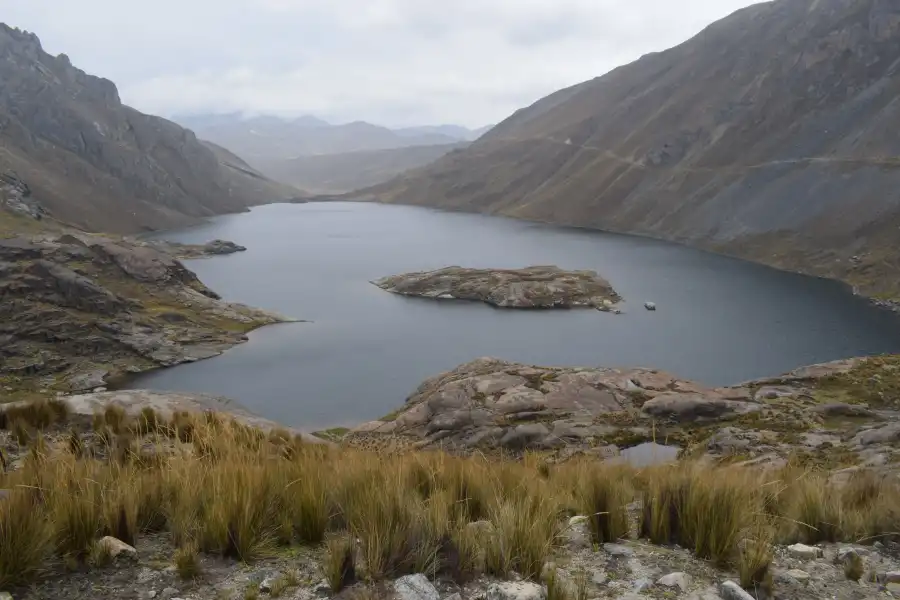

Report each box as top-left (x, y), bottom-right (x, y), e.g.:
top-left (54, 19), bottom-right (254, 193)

top-left (6, 0), bottom-right (759, 128)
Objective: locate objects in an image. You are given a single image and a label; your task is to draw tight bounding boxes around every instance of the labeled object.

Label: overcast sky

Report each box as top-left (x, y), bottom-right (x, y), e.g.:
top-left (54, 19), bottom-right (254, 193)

top-left (6, 0), bottom-right (760, 128)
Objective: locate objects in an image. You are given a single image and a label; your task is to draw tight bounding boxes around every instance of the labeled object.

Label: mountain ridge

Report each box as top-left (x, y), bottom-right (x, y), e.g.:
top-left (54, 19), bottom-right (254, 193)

top-left (366, 0), bottom-right (900, 301)
top-left (0, 23), bottom-right (298, 234)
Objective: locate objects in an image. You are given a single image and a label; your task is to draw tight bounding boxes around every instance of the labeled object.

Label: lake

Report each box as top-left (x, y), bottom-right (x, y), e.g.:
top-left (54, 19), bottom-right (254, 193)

top-left (127, 202), bottom-right (900, 430)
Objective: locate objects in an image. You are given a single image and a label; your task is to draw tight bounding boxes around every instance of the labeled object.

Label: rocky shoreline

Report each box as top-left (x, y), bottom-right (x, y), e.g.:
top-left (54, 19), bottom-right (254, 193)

top-left (373, 266), bottom-right (621, 310)
top-left (346, 356), bottom-right (900, 470)
top-left (0, 232), bottom-right (295, 402)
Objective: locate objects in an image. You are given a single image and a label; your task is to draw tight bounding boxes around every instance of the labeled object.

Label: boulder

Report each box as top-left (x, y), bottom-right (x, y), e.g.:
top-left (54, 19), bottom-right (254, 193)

top-left (719, 581), bottom-right (755, 600)
top-left (787, 543), bottom-right (822, 560)
top-left (394, 574), bottom-right (439, 600)
top-left (658, 572), bottom-right (691, 591)
top-left (67, 369), bottom-right (109, 392)
top-left (485, 582), bottom-right (545, 600)
top-left (642, 393), bottom-right (761, 421)
top-left (852, 422), bottom-right (900, 447)
top-left (814, 403), bottom-right (877, 418)
top-left (97, 536), bottom-right (137, 561)
top-left (499, 423), bottom-right (552, 449)
top-left (644, 302), bottom-right (657, 311)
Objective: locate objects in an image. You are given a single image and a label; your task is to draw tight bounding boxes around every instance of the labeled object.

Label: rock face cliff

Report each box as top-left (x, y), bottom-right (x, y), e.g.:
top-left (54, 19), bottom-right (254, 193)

top-left (0, 24), bottom-right (297, 233)
top-left (369, 0), bottom-right (900, 299)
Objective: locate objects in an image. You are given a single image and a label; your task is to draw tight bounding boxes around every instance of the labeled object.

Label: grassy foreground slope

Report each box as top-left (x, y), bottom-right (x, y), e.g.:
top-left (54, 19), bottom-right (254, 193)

top-left (0, 400), bottom-right (898, 597)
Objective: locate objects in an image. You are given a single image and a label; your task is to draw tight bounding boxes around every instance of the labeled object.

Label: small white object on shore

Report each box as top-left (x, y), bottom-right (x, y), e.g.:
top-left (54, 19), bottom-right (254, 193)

top-left (644, 302), bottom-right (657, 311)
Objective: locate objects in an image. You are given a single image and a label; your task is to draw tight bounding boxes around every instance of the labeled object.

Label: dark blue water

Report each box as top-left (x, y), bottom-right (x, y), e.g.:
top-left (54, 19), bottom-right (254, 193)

top-left (127, 202), bottom-right (900, 430)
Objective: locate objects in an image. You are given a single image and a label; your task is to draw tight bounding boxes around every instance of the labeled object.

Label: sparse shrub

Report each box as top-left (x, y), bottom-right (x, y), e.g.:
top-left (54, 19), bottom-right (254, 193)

top-left (174, 542), bottom-right (201, 579)
top-left (322, 536), bottom-right (356, 593)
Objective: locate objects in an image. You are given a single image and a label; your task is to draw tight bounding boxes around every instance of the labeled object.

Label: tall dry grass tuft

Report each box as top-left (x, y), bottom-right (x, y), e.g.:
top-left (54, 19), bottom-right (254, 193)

top-left (0, 488), bottom-right (53, 587)
top-left (781, 473), bottom-right (844, 544)
top-left (570, 462), bottom-right (631, 543)
top-left (639, 466), bottom-right (688, 545)
top-left (485, 481), bottom-right (559, 580)
top-left (738, 521), bottom-right (774, 595)
top-left (322, 536), bottom-right (356, 592)
top-left (0, 398), bottom-right (70, 431)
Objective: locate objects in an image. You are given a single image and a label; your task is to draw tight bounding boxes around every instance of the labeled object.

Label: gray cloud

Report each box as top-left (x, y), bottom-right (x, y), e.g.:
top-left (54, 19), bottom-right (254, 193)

top-left (5, 0), bottom-right (759, 127)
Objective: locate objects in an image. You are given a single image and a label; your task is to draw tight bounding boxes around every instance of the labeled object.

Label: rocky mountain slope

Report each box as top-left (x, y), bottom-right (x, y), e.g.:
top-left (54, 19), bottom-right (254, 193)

top-left (0, 24), bottom-right (297, 234)
top-left (256, 142), bottom-right (467, 193)
top-left (177, 113), bottom-right (469, 163)
top-left (368, 0), bottom-right (900, 300)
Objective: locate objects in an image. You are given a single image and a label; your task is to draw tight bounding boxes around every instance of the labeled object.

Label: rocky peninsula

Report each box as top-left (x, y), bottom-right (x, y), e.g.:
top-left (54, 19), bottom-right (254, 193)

top-left (372, 265), bottom-right (621, 310)
top-left (0, 232), bottom-right (293, 402)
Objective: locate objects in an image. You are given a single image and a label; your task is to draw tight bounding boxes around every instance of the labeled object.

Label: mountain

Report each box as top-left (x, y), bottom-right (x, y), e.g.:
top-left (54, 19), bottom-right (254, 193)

top-left (394, 124), bottom-right (494, 141)
top-left (177, 114), bottom-right (477, 162)
top-left (255, 142), bottom-right (469, 194)
top-left (367, 0), bottom-right (900, 301)
top-left (0, 24), bottom-right (298, 234)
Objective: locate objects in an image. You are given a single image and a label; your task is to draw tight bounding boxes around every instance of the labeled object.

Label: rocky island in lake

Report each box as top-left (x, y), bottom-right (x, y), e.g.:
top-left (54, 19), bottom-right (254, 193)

top-left (372, 265), bottom-right (621, 310)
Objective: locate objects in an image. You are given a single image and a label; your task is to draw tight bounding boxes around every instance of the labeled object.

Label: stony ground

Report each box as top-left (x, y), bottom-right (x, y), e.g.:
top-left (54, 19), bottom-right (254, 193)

top-left (346, 357), bottom-right (900, 471)
top-left (9, 516), bottom-right (900, 599)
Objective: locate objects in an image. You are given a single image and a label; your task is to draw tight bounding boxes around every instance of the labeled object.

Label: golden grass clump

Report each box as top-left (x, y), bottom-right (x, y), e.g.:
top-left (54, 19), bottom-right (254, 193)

top-left (322, 536), bottom-right (356, 593)
top-left (1, 399), bottom-right (900, 592)
top-left (0, 488), bottom-right (53, 588)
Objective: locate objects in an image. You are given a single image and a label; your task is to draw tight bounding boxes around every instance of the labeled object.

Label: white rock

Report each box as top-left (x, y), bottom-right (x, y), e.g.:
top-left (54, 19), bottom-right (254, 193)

top-left (312, 580), bottom-right (331, 597)
top-left (592, 569), bottom-right (608, 585)
top-left (98, 536), bottom-right (137, 560)
top-left (787, 543), bottom-right (822, 560)
top-left (565, 515), bottom-right (592, 550)
top-left (885, 571), bottom-right (900, 584)
top-left (785, 569), bottom-right (810, 581)
top-left (633, 578), bottom-right (653, 592)
top-left (0, 593), bottom-right (12, 600)
top-left (658, 572), bottom-right (691, 591)
top-left (394, 574), bottom-right (440, 600)
top-left (719, 581), bottom-right (755, 600)
top-left (644, 302), bottom-right (657, 311)
top-left (485, 581), bottom-right (545, 600)
top-left (603, 543), bottom-right (634, 557)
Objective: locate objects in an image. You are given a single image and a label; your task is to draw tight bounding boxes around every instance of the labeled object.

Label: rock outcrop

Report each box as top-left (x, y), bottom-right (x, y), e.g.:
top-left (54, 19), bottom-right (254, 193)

top-left (347, 356), bottom-right (900, 468)
top-left (372, 266), bottom-right (620, 310)
top-left (0, 24), bottom-right (297, 233)
top-left (0, 233), bottom-right (292, 399)
top-left (366, 0), bottom-right (900, 302)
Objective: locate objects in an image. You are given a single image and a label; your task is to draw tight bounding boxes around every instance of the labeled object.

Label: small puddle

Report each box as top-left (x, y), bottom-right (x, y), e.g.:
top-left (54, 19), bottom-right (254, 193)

top-left (610, 442), bottom-right (680, 467)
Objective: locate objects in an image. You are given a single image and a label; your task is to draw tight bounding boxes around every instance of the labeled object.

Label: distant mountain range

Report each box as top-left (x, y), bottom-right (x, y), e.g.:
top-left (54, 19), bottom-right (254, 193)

top-left (174, 113), bottom-right (491, 160)
top-left (174, 113), bottom-right (492, 193)
top-left (0, 24), bottom-right (297, 233)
